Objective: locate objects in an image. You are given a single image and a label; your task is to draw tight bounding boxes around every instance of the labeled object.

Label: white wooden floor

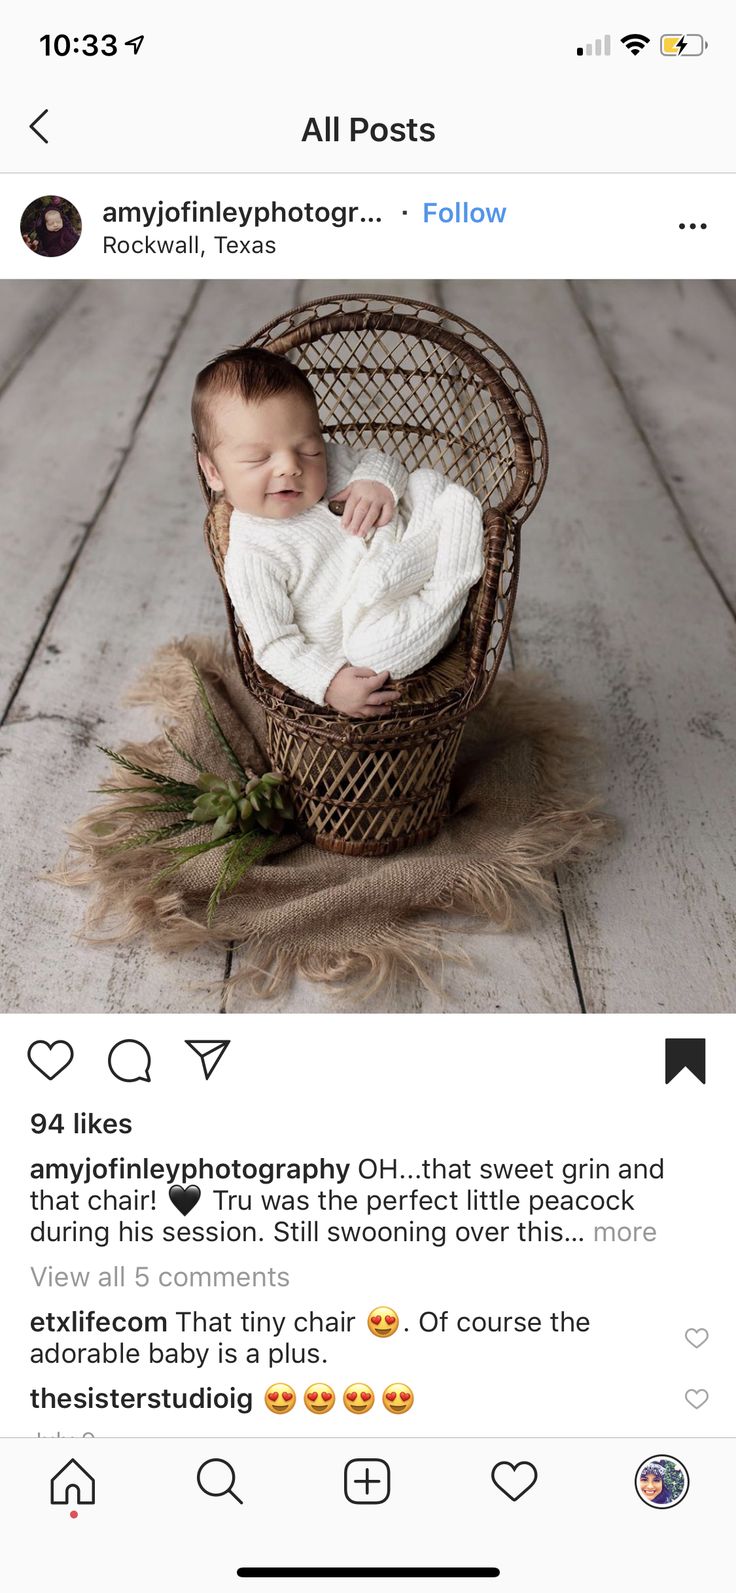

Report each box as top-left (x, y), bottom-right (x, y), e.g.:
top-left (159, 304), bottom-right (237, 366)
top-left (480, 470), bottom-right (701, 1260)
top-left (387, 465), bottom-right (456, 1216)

top-left (1, 279), bottom-right (734, 1014)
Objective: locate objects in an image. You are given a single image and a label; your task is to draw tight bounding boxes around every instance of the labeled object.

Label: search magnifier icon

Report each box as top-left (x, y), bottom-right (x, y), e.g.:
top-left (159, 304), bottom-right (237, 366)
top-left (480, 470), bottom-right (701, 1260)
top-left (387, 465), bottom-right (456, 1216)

top-left (197, 1457), bottom-right (243, 1505)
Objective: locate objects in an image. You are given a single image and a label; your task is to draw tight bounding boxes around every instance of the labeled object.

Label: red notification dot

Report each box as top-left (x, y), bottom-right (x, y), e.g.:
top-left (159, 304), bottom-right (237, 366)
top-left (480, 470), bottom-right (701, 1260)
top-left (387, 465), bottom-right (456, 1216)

top-left (70, 1511), bottom-right (78, 1519)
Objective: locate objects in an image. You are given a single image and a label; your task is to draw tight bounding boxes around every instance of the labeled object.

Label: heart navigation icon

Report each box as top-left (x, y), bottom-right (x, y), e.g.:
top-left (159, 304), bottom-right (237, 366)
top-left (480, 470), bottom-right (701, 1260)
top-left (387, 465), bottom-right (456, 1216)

top-left (27, 1040), bottom-right (74, 1080)
top-left (169, 1185), bottom-right (202, 1216)
top-left (491, 1461), bottom-right (538, 1501)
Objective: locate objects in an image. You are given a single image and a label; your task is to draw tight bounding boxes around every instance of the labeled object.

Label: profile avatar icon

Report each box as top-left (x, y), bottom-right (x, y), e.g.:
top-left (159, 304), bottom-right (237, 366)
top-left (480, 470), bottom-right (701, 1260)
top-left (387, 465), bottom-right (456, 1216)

top-left (636, 1454), bottom-right (689, 1509)
top-left (20, 194), bottom-right (81, 258)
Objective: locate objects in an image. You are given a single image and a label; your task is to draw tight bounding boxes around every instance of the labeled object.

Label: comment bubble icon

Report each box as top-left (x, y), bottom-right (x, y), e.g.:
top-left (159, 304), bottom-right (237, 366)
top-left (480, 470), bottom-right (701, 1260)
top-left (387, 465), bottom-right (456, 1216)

top-left (107, 1039), bottom-right (152, 1083)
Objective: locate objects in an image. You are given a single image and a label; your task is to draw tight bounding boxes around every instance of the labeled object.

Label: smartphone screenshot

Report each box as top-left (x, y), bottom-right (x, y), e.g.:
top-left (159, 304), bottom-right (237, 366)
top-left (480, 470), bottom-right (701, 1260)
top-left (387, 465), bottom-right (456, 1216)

top-left (0, 5), bottom-right (733, 1589)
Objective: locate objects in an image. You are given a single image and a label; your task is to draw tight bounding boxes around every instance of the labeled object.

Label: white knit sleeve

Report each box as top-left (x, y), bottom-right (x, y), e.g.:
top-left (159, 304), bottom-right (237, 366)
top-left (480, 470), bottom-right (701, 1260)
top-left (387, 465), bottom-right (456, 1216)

top-left (225, 546), bottom-right (346, 707)
top-left (344, 481), bottom-right (484, 679)
top-left (325, 441), bottom-right (408, 505)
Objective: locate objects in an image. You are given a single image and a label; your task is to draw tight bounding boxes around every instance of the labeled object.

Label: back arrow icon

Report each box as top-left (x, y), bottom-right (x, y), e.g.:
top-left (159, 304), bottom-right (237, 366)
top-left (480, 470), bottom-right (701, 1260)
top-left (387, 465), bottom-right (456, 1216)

top-left (30, 109), bottom-right (49, 143)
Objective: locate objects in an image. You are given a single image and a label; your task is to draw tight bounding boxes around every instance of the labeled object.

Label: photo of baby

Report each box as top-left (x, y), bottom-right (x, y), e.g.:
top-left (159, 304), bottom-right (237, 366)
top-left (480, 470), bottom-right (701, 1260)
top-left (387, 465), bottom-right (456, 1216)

top-left (194, 346), bottom-right (484, 715)
top-left (0, 278), bottom-right (733, 1015)
top-left (19, 195), bottom-right (82, 259)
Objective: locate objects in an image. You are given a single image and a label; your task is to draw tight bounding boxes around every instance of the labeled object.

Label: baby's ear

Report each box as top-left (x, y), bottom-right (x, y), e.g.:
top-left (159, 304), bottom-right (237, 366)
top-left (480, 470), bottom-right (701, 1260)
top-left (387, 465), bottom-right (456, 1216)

top-left (198, 451), bottom-right (224, 493)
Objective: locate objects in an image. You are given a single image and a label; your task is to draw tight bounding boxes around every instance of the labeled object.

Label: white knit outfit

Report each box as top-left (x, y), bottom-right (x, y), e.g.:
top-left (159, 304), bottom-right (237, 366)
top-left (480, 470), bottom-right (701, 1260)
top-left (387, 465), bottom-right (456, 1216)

top-left (224, 442), bottom-right (484, 705)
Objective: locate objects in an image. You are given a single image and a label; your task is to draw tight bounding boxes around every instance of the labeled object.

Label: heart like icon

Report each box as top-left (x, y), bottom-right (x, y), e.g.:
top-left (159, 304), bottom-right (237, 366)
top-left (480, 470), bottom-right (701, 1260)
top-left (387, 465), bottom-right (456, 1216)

top-left (491, 1461), bottom-right (538, 1501)
top-left (27, 1040), bottom-right (74, 1080)
top-left (685, 1328), bottom-right (709, 1349)
top-left (685, 1388), bottom-right (709, 1409)
top-left (169, 1184), bottom-right (202, 1217)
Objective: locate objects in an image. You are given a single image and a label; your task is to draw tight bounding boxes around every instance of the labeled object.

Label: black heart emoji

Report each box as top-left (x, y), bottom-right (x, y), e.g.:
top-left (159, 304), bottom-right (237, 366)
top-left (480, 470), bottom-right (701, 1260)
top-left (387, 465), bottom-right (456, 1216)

top-left (27, 1040), bottom-right (74, 1080)
top-left (169, 1184), bottom-right (201, 1216)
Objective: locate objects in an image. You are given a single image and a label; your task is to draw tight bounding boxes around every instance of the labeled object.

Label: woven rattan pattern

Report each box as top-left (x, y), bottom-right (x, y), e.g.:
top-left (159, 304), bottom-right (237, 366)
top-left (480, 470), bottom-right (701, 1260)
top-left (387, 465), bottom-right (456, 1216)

top-left (201, 295), bottom-right (548, 853)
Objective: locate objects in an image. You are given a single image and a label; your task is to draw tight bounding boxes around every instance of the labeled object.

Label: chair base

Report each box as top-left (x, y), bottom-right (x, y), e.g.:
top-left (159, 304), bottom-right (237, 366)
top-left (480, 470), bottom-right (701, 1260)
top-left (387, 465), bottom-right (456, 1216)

top-left (267, 710), bottom-right (465, 857)
top-left (308, 812), bottom-right (447, 857)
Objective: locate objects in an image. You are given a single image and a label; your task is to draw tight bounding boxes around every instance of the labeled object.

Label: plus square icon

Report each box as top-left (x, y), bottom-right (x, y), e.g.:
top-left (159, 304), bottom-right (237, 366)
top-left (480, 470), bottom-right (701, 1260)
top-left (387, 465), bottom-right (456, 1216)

top-left (344, 1458), bottom-right (391, 1504)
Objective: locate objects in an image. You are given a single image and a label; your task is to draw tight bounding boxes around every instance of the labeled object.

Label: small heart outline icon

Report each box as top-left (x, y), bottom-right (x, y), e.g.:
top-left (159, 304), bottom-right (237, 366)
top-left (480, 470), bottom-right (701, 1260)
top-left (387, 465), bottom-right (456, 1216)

top-left (685, 1388), bottom-right (708, 1409)
top-left (491, 1461), bottom-right (538, 1502)
top-left (685, 1328), bottom-right (708, 1349)
top-left (27, 1040), bottom-right (74, 1080)
top-left (168, 1184), bottom-right (201, 1216)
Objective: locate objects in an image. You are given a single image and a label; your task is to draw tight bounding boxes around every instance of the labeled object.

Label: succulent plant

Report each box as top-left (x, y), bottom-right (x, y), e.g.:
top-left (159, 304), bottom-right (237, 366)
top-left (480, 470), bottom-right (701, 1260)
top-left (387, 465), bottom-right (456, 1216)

top-left (97, 662), bottom-right (295, 925)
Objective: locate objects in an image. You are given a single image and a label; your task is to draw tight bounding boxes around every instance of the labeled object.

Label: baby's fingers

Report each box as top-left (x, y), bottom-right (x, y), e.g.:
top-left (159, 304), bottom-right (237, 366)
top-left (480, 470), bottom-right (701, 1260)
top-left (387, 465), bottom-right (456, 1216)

top-left (351, 500), bottom-right (376, 538)
top-left (365, 689), bottom-right (400, 707)
top-left (359, 504), bottom-right (383, 537)
top-left (355, 668), bottom-right (390, 685)
top-left (377, 500), bottom-right (395, 528)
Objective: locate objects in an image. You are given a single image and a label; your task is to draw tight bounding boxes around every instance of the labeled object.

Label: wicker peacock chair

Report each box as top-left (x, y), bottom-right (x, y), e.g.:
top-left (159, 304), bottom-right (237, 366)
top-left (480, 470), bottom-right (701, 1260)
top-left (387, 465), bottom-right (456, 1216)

top-left (199, 293), bottom-right (548, 856)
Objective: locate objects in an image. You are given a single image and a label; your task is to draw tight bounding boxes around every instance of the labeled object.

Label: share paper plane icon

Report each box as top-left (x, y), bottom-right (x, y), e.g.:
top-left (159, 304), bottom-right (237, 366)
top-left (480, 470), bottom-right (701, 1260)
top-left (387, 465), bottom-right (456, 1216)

top-left (184, 1040), bottom-right (231, 1079)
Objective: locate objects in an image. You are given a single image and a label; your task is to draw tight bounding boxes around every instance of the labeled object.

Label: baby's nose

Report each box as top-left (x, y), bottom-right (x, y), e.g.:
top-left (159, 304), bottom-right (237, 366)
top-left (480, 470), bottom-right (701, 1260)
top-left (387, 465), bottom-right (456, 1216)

top-left (273, 451), bottom-right (302, 476)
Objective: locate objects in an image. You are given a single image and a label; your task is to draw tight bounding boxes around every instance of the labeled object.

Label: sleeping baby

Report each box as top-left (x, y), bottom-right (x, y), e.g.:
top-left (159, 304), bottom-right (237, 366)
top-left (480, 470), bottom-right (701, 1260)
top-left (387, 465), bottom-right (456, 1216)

top-left (193, 346), bottom-right (484, 717)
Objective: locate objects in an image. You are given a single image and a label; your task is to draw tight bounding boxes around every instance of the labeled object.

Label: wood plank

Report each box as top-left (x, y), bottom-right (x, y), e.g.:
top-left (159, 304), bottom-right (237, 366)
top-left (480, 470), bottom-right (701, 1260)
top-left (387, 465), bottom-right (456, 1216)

top-left (0, 281), bottom-right (198, 714)
top-left (0, 281), bottom-right (299, 1013)
top-left (0, 281), bottom-right (80, 393)
top-left (716, 280), bottom-right (736, 315)
top-left (571, 280), bottom-right (736, 610)
top-left (227, 911), bottom-right (582, 1014)
top-left (226, 280), bottom-right (581, 1013)
top-left (446, 279), bottom-right (736, 1012)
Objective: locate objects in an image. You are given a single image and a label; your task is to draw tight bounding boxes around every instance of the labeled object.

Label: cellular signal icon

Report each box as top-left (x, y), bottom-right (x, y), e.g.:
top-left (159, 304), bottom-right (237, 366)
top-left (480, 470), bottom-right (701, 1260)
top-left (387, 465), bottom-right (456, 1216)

top-left (621, 33), bottom-right (650, 55)
top-left (577, 35), bottom-right (611, 55)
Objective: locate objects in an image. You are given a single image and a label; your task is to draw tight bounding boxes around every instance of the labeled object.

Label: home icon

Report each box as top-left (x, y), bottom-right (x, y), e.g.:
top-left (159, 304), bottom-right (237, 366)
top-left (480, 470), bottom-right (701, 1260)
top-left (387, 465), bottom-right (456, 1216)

top-left (50, 1458), bottom-right (96, 1507)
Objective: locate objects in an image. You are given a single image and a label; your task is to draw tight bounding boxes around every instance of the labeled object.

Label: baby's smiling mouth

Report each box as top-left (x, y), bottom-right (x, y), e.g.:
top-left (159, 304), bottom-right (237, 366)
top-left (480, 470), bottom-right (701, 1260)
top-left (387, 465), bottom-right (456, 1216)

top-left (268, 488), bottom-right (302, 498)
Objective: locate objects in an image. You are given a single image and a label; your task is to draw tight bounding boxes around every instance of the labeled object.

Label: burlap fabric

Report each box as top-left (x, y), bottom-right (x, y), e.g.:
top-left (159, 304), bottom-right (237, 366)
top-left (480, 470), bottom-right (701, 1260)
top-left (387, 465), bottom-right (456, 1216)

top-left (59, 637), bottom-right (611, 1001)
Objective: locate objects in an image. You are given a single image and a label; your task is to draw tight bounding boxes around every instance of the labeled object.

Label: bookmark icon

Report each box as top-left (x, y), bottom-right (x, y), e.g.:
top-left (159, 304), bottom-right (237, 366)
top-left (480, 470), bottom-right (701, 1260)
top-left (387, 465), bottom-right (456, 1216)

top-left (664, 1038), bottom-right (706, 1084)
top-left (184, 1039), bottom-right (231, 1079)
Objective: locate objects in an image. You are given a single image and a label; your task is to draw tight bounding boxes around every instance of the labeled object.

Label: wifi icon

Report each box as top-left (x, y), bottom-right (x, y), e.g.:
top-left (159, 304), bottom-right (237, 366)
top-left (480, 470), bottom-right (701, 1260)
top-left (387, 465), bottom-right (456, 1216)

top-left (621, 33), bottom-right (650, 55)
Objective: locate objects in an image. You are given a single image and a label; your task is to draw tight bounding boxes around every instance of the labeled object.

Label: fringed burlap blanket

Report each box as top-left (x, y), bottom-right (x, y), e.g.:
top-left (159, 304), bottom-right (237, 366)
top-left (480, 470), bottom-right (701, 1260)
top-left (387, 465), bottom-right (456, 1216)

top-left (57, 637), bottom-right (612, 1002)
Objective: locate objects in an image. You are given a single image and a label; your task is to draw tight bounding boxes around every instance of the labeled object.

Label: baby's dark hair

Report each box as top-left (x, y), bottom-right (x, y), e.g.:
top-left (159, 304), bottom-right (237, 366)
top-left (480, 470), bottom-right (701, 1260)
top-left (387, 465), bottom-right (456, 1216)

top-left (192, 345), bottom-right (318, 458)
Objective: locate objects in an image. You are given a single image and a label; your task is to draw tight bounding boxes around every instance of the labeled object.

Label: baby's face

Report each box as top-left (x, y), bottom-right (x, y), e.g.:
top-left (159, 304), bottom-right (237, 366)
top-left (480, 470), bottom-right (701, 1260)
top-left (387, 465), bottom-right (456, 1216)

top-left (200, 390), bottom-right (327, 518)
top-left (45, 210), bottom-right (63, 232)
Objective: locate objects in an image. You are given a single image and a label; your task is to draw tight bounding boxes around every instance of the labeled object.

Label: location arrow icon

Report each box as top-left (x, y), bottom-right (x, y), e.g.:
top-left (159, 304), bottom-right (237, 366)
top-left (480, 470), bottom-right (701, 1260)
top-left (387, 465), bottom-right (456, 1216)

top-left (124, 35), bottom-right (145, 55)
top-left (184, 1039), bottom-right (230, 1079)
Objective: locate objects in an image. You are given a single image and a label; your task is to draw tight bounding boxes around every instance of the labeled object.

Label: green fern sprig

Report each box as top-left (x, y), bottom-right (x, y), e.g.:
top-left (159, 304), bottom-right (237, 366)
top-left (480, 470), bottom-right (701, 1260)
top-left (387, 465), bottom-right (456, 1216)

top-left (95, 662), bottom-right (294, 922)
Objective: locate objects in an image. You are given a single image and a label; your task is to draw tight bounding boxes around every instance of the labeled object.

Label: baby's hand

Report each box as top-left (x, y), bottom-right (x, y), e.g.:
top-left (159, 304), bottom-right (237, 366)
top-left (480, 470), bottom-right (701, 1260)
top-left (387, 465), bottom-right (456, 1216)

top-left (325, 665), bottom-right (400, 718)
top-left (330, 480), bottom-right (395, 538)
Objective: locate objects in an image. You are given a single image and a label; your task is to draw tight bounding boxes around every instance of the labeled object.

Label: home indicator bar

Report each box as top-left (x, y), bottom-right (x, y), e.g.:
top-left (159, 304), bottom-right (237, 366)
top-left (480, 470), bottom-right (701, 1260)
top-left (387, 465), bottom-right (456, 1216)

top-left (236, 1572), bottom-right (501, 1581)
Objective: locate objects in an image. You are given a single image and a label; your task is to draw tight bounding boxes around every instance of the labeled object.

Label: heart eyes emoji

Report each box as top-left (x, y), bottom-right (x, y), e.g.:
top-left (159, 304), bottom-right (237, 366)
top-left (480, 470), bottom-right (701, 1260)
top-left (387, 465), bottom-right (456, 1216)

top-left (264, 1383), bottom-right (296, 1414)
top-left (367, 1306), bottom-right (400, 1337)
top-left (382, 1383), bottom-right (414, 1413)
top-left (343, 1383), bottom-right (375, 1413)
top-left (304, 1383), bottom-right (335, 1413)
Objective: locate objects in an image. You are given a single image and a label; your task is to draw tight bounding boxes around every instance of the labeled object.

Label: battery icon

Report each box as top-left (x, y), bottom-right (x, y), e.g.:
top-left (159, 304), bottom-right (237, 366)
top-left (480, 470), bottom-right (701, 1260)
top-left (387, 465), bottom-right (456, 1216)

top-left (660, 34), bottom-right (707, 55)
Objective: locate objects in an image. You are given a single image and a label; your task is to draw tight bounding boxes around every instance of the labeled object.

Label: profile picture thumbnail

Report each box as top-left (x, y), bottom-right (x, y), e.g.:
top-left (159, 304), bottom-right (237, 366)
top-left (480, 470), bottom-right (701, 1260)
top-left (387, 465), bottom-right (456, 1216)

top-left (636, 1454), bottom-right (689, 1509)
top-left (20, 194), bottom-right (81, 258)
